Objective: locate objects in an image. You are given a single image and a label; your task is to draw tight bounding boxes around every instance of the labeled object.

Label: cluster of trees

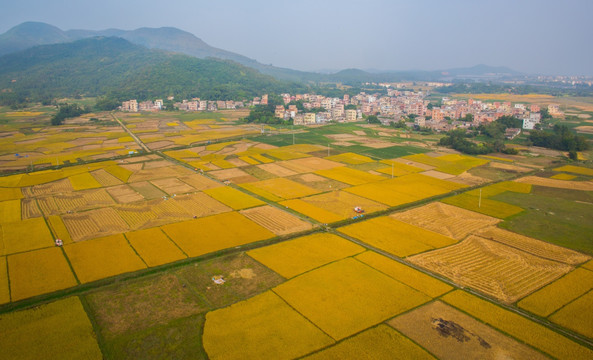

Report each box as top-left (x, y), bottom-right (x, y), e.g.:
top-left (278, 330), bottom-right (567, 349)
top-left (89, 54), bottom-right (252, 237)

top-left (529, 124), bottom-right (590, 158)
top-left (439, 129), bottom-right (494, 155)
top-left (50, 103), bottom-right (90, 125)
top-left (437, 82), bottom-right (593, 97)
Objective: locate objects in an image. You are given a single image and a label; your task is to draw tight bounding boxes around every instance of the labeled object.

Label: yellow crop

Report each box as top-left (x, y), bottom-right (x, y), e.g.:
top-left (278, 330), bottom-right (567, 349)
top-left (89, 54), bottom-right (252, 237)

top-left (442, 290), bottom-right (593, 359)
top-left (68, 172), bottom-right (102, 191)
top-left (549, 290), bottom-right (593, 339)
top-left (105, 165), bottom-right (133, 182)
top-left (2, 217), bottom-right (54, 254)
top-left (325, 152), bottom-right (374, 165)
top-left (441, 193), bottom-right (524, 218)
top-left (7, 247), bottom-right (78, 301)
top-left (280, 199), bottom-right (343, 224)
top-left (553, 165), bottom-right (593, 176)
top-left (64, 234), bottom-right (146, 283)
top-left (550, 173), bottom-right (577, 180)
top-left (203, 291), bottom-right (334, 360)
top-left (0, 256), bottom-right (8, 304)
top-left (0, 199), bottom-right (21, 224)
top-left (125, 228), bottom-right (186, 267)
top-left (240, 178), bottom-right (320, 201)
top-left (295, 191), bottom-right (387, 221)
top-left (315, 167), bottom-right (385, 185)
top-left (47, 215), bottom-right (72, 244)
top-left (0, 187), bottom-right (23, 201)
top-left (203, 186), bottom-right (265, 210)
top-left (274, 257), bottom-right (431, 340)
top-left (248, 233), bottom-right (364, 278)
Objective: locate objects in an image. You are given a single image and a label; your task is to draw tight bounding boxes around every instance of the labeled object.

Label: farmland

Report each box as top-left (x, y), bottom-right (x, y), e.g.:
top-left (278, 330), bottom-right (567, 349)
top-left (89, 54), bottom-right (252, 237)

top-left (1, 106), bottom-right (593, 359)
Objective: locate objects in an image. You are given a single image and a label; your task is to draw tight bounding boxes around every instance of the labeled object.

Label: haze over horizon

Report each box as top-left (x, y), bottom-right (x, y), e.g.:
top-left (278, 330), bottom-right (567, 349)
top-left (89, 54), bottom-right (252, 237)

top-left (1, 0), bottom-right (592, 76)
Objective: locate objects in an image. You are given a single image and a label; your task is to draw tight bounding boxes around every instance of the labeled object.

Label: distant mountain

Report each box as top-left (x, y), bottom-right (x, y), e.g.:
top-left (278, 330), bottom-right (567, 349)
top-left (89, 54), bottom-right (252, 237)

top-left (0, 37), bottom-right (303, 103)
top-left (0, 22), bottom-right (70, 56)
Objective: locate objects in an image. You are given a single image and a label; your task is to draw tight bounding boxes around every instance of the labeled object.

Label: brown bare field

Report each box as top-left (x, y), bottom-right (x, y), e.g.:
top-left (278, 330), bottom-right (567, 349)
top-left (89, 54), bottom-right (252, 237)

top-left (150, 177), bottom-right (196, 195)
top-left (178, 174), bottom-right (221, 191)
top-left (475, 227), bottom-right (590, 265)
top-left (208, 168), bottom-right (258, 184)
top-left (394, 157), bottom-right (435, 170)
top-left (129, 181), bottom-right (166, 199)
top-left (391, 203), bottom-right (500, 240)
top-left (22, 178), bottom-right (73, 197)
top-left (240, 205), bottom-right (313, 235)
top-left (62, 207), bottom-right (130, 241)
top-left (90, 169), bottom-right (123, 187)
top-left (288, 173), bottom-right (350, 191)
top-left (449, 171), bottom-right (490, 186)
top-left (172, 192), bottom-right (231, 218)
top-left (515, 176), bottom-right (593, 191)
top-left (421, 170), bottom-right (456, 179)
top-left (257, 163), bottom-right (298, 177)
top-left (20, 198), bottom-right (41, 219)
top-left (127, 165), bottom-right (194, 183)
top-left (408, 235), bottom-right (573, 303)
top-left (106, 185), bottom-right (144, 203)
top-left (389, 301), bottom-right (548, 360)
top-left (279, 157), bottom-right (345, 173)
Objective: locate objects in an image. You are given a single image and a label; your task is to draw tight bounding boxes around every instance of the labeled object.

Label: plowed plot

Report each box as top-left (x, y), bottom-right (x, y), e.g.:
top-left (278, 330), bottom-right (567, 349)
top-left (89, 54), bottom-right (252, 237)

top-left (22, 178), bottom-right (73, 197)
top-left (7, 247), bottom-right (77, 301)
top-left (339, 216), bottom-right (457, 257)
top-left (208, 168), bottom-right (257, 184)
top-left (126, 228), bottom-right (187, 267)
top-left (203, 291), bottom-right (334, 360)
top-left (178, 174), bottom-right (221, 190)
top-left (515, 176), bottom-right (593, 190)
top-left (474, 227), bottom-right (590, 265)
top-left (248, 233), bottom-right (363, 278)
top-left (203, 186), bottom-right (265, 210)
top-left (106, 184), bottom-right (144, 203)
top-left (150, 177), bottom-right (196, 195)
top-left (90, 168), bottom-right (123, 186)
top-left (240, 205), bottom-right (312, 235)
top-left (161, 212), bottom-right (275, 257)
top-left (129, 181), bottom-right (166, 199)
top-left (62, 207), bottom-right (129, 242)
top-left (315, 167), bottom-right (385, 185)
top-left (0, 297), bottom-right (102, 360)
top-left (391, 202), bottom-right (500, 240)
top-left (20, 198), bottom-right (41, 219)
top-left (408, 235), bottom-right (572, 303)
top-left (256, 163), bottom-right (297, 177)
top-left (64, 234), bottom-right (146, 283)
top-left (291, 191), bottom-right (387, 221)
top-left (389, 301), bottom-right (548, 360)
top-left (172, 192), bottom-right (231, 218)
top-left (240, 178), bottom-right (321, 202)
top-left (2, 217), bottom-right (54, 254)
top-left (274, 258), bottom-right (431, 340)
top-left (279, 157), bottom-right (345, 173)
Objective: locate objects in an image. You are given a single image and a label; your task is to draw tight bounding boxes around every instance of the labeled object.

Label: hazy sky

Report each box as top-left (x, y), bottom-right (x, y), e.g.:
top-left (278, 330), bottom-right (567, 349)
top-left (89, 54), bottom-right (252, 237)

top-left (1, 0), bottom-right (592, 75)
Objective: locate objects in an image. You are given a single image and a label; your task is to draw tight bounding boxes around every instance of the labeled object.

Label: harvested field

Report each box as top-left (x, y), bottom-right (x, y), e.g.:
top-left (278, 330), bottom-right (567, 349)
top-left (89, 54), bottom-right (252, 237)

top-left (203, 291), bottom-right (334, 360)
top-left (421, 170), bottom-right (456, 179)
top-left (0, 297), bottom-right (102, 360)
top-left (315, 167), bottom-right (385, 185)
top-left (389, 301), bottom-right (548, 360)
top-left (515, 176), bottom-right (593, 191)
top-left (126, 228), bottom-right (187, 267)
top-left (129, 181), bottom-right (166, 199)
top-left (356, 251), bottom-right (452, 298)
top-left (115, 204), bottom-right (159, 229)
top-left (178, 174), bottom-right (221, 190)
top-left (257, 163), bottom-right (298, 177)
top-left (127, 165), bottom-right (193, 183)
top-left (62, 207), bottom-right (129, 242)
top-left (7, 247), bottom-right (78, 301)
top-left (518, 268), bottom-right (593, 317)
top-left (294, 191), bottom-right (387, 220)
top-left (152, 198), bottom-right (192, 219)
top-left (391, 202), bottom-right (500, 240)
top-left (550, 290), bottom-right (593, 339)
top-left (204, 186), bottom-right (265, 210)
top-left (52, 188), bottom-right (115, 214)
top-left (2, 217), bottom-right (54, 254)
top-left (240, 178), bottom-right (321, 201)
top-left (442, 290), bottom-right (593, 359)
top-left (240, 205), bottom-right (312, 235)
top-left (64, 234), bottom-right (147, 283)
top-left (104, 165), bottom-right (133, 183)
top-left (247, 233), bottom-right (363, 278)
top-left (274, 258), bottom-right (431, 340)
top-left (408, 235), bottom-right (573, 303)
top-left (339, 216), bottom-right (457, 257)
top-left (106, 184), bottom-right (144, 203)
top-left (172, 192), bottom-right (231, 218)
top-left (20, 198), bottom-right (41, 219)
top-left (150, 177), bottom-right (196, 195)
top-left (22, 178), bottom-right (74, 197)
top-left (279, 157), bottom-right (345, 173)
top-left (304, 324), bottom-right (434, 360)
top-left (207, 168), bottom-right (257, 183)
top-left (161, 212), bottom-right (275, 257)
top-left (474, 227), bottom-right (590, 265)
top-left (90, 168), bottom-right (123, 187)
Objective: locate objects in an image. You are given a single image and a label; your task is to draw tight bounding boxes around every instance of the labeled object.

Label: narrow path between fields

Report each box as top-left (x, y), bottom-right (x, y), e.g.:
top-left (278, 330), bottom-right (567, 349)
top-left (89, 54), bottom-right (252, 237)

top-left (111, 112), bottom-right (151, 153)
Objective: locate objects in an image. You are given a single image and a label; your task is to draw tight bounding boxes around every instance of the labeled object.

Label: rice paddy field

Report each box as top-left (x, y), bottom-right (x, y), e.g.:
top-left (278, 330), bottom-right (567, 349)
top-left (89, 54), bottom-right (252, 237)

top-left (1, 106), bottom-right (593, 359)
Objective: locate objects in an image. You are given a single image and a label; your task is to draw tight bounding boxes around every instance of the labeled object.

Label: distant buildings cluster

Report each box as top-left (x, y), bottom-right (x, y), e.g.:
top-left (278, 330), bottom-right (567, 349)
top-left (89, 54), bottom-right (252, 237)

top-left (119, 95), bottom-right (268, 112)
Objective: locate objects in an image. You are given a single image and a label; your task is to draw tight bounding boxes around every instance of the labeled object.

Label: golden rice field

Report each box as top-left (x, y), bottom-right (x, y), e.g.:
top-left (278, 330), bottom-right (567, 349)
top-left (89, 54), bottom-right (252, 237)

top-left (273, 257), bottom-right (431, 340)
top-left (239, 177), bottom-right (321, 201)
top-left (355, 251), bottom-right (452, 298)
top-left (304, 324), bottom-right (435, 360)
top-left (276, 157), bottom-right (344, 173)
top-left (518, 267), bottom-right (593, 317)
top-left (315, 167), bottom-right (385, 185)
top-left (161, 211), bottom-right (275, 257)
top-left (0, 296), bottom-right (102, 360)
top-left (0, 256), bottom-right (9, 304)
top-left (389, 301), bottom-right (548, 360)
top-left (553, 164), bottom-right (593, 176)
top-left (125, 227), bottom-right (187, 267)
top-left (239, 205), bottom-right (313, 235)
top-left (203, 291), bottom-right (334, 360)
top-left (376, 159), bottom-right (424, 177)
top-left (441, 193), bottom-right (524, 218)
top-left (203, 186), bottom-right (265, 210)
top-left (549, 290), bottom-right (593, 339)
top-left (0, 187), bottom-right (23, 201)
top-left (46, 215), bottom-right (72, 243)
top-left (442, 290), bottom-right (593, 359)
top-left (339, 216), bottom-right (457, 257)
top-left (550, 173), bottom-right (577, 180)
top-left (408, 235), bottom-right (572, 303)
top-left (1, 217), bottom-right (54, 255)
top-left (7, 247), bottom-right (78, 301)
top-left (402, 153), bottom-right (489, 175)
top-left (325, 152), bottom-right (374, 165)
top-left (279, 199), bottom-right (344, 224)
top-left (64, 234), bottom-right (147, 283)
top-left (247, 233), bottom-right (364, 278)
top-left (0, 199), bottom-right (21, 223)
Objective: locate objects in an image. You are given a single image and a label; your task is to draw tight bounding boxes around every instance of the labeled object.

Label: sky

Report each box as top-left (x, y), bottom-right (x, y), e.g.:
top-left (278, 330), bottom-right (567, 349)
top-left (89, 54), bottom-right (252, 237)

top-left (1, 0), bottom-right (592, 76)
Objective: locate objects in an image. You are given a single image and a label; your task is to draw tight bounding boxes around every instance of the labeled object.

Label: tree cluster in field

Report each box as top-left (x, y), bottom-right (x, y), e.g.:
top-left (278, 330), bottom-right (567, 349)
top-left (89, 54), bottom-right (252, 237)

top-left (50, 103), bottom-right (90, 125)
top-left (241, 95), bottom-right (292, 125)
top-left (439, 129), bottom-right (494, 154)
top-left (528, 124), bottom-right (590, 154)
